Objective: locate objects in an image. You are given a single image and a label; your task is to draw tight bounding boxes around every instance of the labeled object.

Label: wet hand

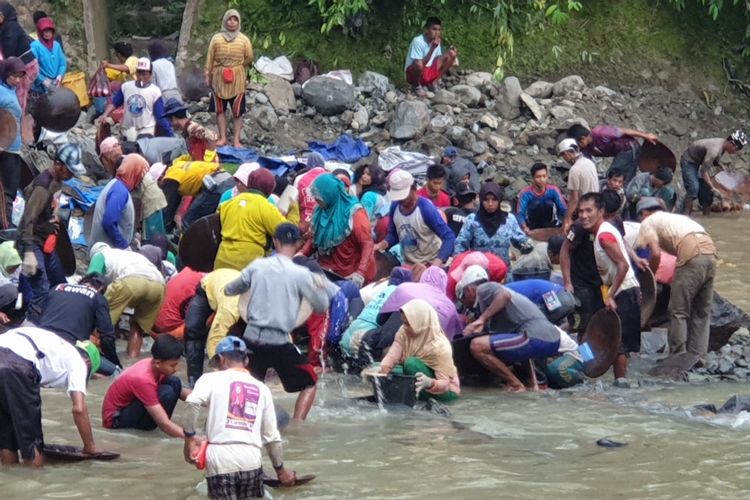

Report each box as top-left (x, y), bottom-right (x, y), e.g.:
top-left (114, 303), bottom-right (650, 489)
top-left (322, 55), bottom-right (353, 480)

top-left (644, 133), bottom-right (658, 144)
top-left (464, 319), bottom-right (485, 335)
top-left (415, 372), bottom-right (434, 394)
top-left (349, 272), bottom-right (365, 288)
top-left (277, 468), bottom-right (296, 487)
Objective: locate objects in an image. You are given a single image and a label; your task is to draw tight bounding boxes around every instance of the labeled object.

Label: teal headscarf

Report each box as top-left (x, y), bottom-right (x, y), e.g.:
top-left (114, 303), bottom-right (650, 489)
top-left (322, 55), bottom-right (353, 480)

top-left (311, 174), bottom-right (362, 254)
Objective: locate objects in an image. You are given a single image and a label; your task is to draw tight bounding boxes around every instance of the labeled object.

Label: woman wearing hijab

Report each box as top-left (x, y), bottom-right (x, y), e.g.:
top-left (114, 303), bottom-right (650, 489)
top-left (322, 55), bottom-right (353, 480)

top-left (294, 152), bottom-right (328, 232)
top-left (147, 40), bottom-right (180, 102)
top-left (0, 2), bottom-right (39, 115)
top-left (89, 154), bottom-right (149, 250)
top-left (379, 299), bottom-right (460, 402)
top-left (300, 173), bottom-right (375, 287)
top-left (215, 168), bottom-right (286, 270)
top-left (29, 16), bottom-right (66, 103)
top-left (455, 182), bottom-right (532, 268)
top-left (0, 240), bottom-right (23, 322)
top-left (204, 9), bottom-right (253, 147)
top-left (379, 266), bottom-right (462, 340)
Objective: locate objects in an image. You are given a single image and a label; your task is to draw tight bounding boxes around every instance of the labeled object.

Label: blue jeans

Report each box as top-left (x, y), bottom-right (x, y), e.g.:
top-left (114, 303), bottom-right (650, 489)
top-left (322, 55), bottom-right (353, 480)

top-left (111, 375), bottom-right (182, 430)
top-left (23, 246), bottom-right (66, 322)
top-left (609, 142), bottom-right (641, 183)
top-left (681, 158), bottom-right (700, 199)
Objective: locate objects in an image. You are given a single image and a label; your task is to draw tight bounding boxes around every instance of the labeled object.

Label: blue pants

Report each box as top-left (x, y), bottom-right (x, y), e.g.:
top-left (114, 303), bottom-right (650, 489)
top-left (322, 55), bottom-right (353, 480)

top-left (22, 246), bottom-right (66, 322)
top-left (111, 376), bottom-right (182, 431)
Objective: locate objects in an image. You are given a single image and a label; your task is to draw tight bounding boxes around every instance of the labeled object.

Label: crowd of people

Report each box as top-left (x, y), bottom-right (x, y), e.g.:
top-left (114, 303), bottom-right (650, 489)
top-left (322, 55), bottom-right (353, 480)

top-left (0, 6), bottom-right (744, 500)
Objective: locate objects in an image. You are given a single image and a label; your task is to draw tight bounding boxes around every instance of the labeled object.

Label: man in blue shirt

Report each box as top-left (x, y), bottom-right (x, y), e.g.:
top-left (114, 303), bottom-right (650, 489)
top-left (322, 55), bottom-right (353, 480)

top-left (0, 57), bottom-right (24, 228)
top-left (405, 17), bottom-right (458, 95)
top-left (516, 163), bottom-right (568, 232)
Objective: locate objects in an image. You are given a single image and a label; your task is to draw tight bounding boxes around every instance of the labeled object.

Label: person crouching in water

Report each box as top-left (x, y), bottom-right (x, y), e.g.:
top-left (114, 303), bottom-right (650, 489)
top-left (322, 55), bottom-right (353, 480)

top-left (183, 336), bottom-right (296, 498)
top-left (224, 223), bottom-right (339, 421)
top-left (379, 299), bottom-right (460, 402)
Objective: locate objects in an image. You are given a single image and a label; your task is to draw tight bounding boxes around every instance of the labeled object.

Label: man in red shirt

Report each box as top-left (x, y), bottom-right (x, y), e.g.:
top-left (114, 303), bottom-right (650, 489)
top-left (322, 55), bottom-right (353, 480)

top-left (102, 335), bottom-right (191, 436)
top-left (417, 164), bottom-right (451, 208)
top-left (152, 266), bottom-right (205, 338)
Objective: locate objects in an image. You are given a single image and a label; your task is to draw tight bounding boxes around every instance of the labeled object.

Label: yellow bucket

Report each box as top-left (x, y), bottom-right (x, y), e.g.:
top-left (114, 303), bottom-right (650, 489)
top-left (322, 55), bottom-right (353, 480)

top-left (62, 71), bottom-right (90, 108)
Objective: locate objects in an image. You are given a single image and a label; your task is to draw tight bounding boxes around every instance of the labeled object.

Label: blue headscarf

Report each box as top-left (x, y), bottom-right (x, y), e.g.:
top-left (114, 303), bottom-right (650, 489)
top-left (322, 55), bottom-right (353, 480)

top-left (311, 174), bottom-right (362, 253)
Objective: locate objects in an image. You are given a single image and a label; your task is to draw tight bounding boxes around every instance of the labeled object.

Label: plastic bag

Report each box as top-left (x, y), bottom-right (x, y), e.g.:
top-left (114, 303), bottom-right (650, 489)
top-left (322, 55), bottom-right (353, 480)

top-left (88, 66), bottom-right (111, 98)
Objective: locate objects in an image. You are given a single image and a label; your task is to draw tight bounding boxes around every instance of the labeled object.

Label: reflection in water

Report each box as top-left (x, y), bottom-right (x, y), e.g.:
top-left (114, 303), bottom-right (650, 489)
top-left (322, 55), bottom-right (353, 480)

top-left (3, 213), bottom-right (750, 499)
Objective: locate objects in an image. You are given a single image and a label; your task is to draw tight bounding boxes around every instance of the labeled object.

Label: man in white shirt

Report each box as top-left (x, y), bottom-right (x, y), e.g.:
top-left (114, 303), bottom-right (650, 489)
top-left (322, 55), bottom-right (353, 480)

top-left (183, 336), bottom-right (295, 499)
top-left (0, 327), bottom-right (101, 467)
top-left (579, 192), bottom-right (641, 388)
top-left (558, 138), bottom-right (599, 232)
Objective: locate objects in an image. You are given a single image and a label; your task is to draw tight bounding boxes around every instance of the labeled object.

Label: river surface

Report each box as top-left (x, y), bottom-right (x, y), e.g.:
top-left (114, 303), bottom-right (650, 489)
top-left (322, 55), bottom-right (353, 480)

top-left (3, 213), bottom-right (750, 500)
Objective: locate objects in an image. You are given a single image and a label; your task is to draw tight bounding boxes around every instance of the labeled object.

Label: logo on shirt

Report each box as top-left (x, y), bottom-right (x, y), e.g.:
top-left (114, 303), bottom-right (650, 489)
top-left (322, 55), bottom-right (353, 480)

top-left (126, 94), bottom-right (148, 117)
top-left (226, 381), bottom-right (260, 431)
top-left (398, 223), bottom-right (418, 252)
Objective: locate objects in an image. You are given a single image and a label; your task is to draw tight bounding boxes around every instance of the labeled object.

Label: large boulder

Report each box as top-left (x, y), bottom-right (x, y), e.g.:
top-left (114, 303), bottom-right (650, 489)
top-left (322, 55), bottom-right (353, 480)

top-left (503, 76), bottom-right (523, 107)
top-left (552, 75), bottom-right (585, 97)
top-left (389, 100), bottom-right (430, 140)
top-left (263, 76), bottom-right (296, 115)
top-left (432, 89), bottom-right (460, 106)
top-left (358, 71), bottom-right (391, 96)
top-left (447, 126), bottom-right (476, 150)
top-left (450, 85), bottom-right (482, 107)
top-left (352, 104), bottom-right (369, 131)
top-left (248, 105), bottom-right (279, 131)
top-left (524, 81), bottom-right (553, 99)
top-left (520, 93), bottom-right (545, 121)
top-left (302, 76), bottom-right (355, 116)
top-left (466, 72), bottom-right (494, 87)
top-left (429, 114), bottom-right (454, 134)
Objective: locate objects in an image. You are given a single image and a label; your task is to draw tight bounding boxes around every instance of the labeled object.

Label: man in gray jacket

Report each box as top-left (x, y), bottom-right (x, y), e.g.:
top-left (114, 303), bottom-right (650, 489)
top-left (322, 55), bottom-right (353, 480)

top-left (225, 223), bottom-right (338, 421)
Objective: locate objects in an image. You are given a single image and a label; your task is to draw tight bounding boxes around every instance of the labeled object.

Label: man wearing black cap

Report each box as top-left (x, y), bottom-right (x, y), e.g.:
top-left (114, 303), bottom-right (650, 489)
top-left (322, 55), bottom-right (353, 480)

top-left (224, 223), bottom-right (339, 421)
top-left (443, 179), bottom-right (477, 236)
top-left (441, 146), bottom-right (480, 195)
top-left (163, 97), bottom-right (218, 161)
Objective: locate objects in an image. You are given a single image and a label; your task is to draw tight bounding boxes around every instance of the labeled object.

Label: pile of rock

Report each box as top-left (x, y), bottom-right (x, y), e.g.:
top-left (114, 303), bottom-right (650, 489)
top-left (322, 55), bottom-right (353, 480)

top-left (688, 330), bottom-right (750, 382)
top-left (179, 67), bottom-right (749, 198)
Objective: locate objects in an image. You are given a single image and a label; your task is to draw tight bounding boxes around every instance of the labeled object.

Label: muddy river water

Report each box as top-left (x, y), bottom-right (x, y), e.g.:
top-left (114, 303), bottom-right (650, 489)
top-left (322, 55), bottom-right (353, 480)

top-left (3, 213), bottom-right (750, 500)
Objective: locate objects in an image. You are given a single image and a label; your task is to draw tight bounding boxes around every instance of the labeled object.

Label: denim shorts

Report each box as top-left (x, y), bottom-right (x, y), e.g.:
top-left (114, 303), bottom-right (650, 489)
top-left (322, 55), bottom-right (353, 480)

top-left (681, 158), bottom-right (700, 198)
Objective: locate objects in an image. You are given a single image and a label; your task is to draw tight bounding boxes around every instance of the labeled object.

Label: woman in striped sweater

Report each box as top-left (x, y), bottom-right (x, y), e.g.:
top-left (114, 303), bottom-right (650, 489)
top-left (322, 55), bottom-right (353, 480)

top-left (204, 9), bottom-right (254, 148)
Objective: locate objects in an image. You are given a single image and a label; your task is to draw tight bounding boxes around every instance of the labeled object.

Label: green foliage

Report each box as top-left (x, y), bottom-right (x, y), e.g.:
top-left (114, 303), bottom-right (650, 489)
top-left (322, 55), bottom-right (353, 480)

top-left (669, 0), bottom-right (750, 54)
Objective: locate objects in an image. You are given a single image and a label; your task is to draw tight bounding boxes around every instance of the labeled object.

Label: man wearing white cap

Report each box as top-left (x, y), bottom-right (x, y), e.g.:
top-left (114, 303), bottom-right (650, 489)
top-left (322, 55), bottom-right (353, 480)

top-left (218, 162), bottom-right (259, 205)
top-left (100, 57), bottom-right (173, 139)
top-left (374, 169), bottom-right (455, 265)
top-left (558, 138), bottom-right (599, 232)
top-left (460, 265), bottom-right (577, 392)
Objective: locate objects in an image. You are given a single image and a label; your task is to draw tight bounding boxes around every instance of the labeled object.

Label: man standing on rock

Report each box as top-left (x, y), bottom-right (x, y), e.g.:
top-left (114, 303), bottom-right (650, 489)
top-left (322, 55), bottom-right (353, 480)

top-left (558, 138), bottom-right (598, 232)
top-left (441, 146), bottom-right (480, 195)
top-left (567, 123), bottom-right (658, 183)
top-left (375, 170), bottom-right (455, 266)
top-left (679, 130), bottom-right (746, 216)
top-left (405, 17), bottom-right (458, 96)
top-left (635, 197), bottom-right (717, 357)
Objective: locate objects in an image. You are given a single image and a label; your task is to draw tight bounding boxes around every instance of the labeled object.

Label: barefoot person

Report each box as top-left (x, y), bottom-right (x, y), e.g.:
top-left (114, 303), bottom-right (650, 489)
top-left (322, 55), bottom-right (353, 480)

top-left (461, 267), bottom-right (577, 392)
top-left (204, 9), bottom-right (253, 147)
top-left (405, 17), bottom-right (457, 95)
top-left (183, 337), bottom-right (296, 498)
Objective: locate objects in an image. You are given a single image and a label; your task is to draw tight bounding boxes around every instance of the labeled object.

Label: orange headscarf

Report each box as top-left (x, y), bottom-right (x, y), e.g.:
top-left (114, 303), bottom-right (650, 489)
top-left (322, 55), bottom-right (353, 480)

top-left (116, 154), bottom-right (149, 191)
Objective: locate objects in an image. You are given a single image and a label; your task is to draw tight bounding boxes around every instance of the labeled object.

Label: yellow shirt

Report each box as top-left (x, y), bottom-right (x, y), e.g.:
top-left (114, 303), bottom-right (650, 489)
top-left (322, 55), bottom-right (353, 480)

top-left (201, 268), bottom-right (242, 358)
top-left (205, 33), bottom-right (253, 100)
top-left (105, 56), bottom-right (138, 82)
top-left (215, 192), bottom-right (286, 271)
top-left (163, 157), bottom-right (220, 197)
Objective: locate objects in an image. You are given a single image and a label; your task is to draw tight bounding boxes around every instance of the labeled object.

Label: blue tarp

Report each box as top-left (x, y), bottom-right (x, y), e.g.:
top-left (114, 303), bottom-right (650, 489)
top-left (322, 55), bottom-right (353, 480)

top-left (217, 145), bottom-right (259, 165)
top-left (63, 179), bottom-right (105, 212)
top-left (308, 133), bottom-right (370, 163)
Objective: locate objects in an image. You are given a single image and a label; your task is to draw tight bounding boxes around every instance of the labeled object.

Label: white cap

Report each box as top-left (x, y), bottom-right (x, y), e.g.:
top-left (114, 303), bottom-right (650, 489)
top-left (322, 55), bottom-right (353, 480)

top-left (136, 57), bottom-right (152, 72)
top-left (455, 265), bottom-right (489, 299)
top-left (234, 162), bottom-right (260, 186)
top-left (557, 138), bottom-right (579, 156)
top-left (387, 169), bottom-right (414, 202)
